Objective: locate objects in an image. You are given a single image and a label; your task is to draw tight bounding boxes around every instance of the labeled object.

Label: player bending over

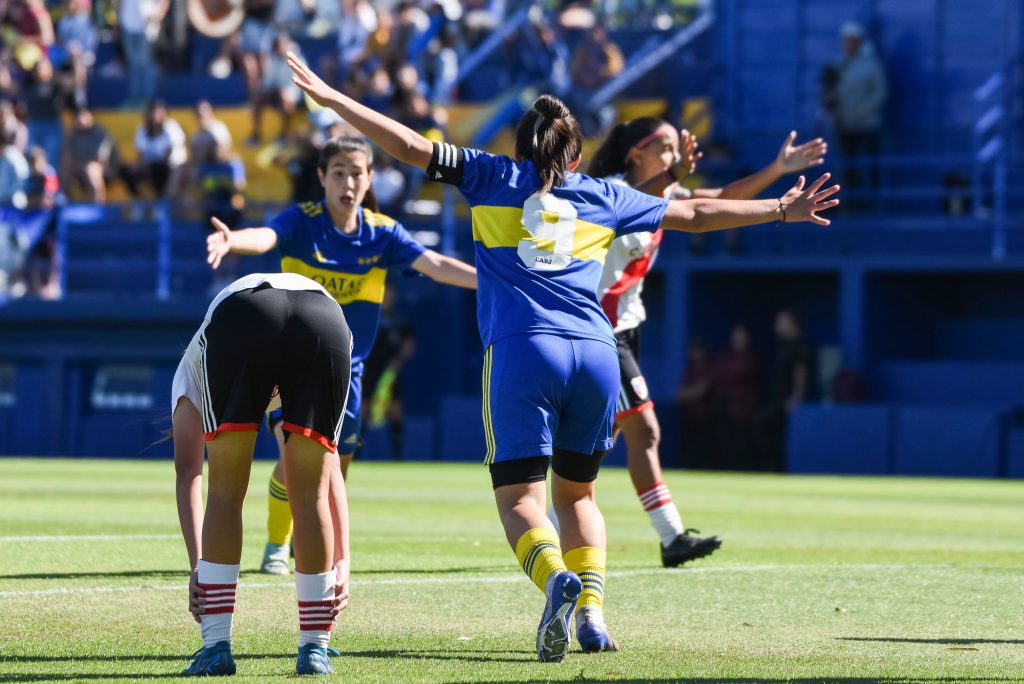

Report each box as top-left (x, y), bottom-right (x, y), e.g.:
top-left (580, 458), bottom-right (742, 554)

top-left (285, 52), bottom-right (838, 662)
top-left (173, 272), bottom-right (352, 676)
top-left (205, 136), bottom-right (476, 576)
top-left (589, 118), bottom-right (827, 566)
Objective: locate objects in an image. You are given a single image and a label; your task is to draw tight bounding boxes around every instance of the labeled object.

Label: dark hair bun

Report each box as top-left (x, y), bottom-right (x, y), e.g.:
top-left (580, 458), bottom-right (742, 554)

top-left (533, 94), bottom-right (570, 120)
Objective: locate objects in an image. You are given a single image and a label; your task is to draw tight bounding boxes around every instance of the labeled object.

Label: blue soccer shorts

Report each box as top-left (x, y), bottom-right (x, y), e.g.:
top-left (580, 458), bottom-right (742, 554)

top-left (482, 333), bottom-right (619, 464)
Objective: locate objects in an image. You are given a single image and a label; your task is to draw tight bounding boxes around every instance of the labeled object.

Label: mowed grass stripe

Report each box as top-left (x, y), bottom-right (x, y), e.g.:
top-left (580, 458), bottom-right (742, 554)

top-left (0, 458), bottom-right (1022, 683)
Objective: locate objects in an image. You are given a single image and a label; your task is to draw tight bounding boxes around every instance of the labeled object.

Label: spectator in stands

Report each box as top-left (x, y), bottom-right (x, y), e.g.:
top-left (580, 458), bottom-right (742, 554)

top-left (250, 34), bottom-right (302, 144)
top-left (0, 127), bottom-right (28, 206)
top-left (519, 22), bottom-right (571, 99)
top-left (55, 0), bottom-right (97, 108)
top-left (714, 324), bottom-right (761, 471)
top-left (189, 99), bottom-right (231, 165)
top-left (271, 125), bottom-right (321, 204)
top-left (5, 0), bottom-right (55, 54)
top-left (128, 98), bottom-right (187, 198)
top-left (119, 0), bottom-right (165, 107)
top-left (24, 145), bottom-right (57, 207)
top-left (22, 57), bottom-right (64, 166)
top-left (0, 100), bottom-right (28, 152)
top-left (61, 107), bottom-right (120, 202)
top-left (196, 142), bottom-right (245, 230)
top-left (420, 22), bottom-right (459, 103)
top-left (370, 152), bottom-right (405, 212)
top-left (360, 66), bottom-right (393, 112)
top-left (272, 0), bottom-right (310, 35)
top-left (830, 21), bottom-right (887, 199)
top-left (20, 145), bottom-right (60, 298)
top-left (756, 310), bottom-right (816, 472)
top-left (330, 0), bottom-right (376, 86)
top-left (676, 338), bottom-right (719, 470)
top-left (0, 51), bottom-right (19, 101)
top-left (385, 1), bottom-right (429, 75)
top-left (569, 25), bottom-right (624, 132)
top-left (238, 0), bottom-right (275, 141)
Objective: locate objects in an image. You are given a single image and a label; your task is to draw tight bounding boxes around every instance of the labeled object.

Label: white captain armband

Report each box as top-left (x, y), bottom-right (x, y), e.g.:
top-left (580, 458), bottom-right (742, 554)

top-left (428, 142), bottom-right (464, 185)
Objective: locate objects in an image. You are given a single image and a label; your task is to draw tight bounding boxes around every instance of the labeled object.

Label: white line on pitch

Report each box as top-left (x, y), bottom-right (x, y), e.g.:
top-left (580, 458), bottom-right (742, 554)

top-left (0, 564), bottom-right (961, 598)
top-left (0, 533), bottom-right (487, 543)
top-left (0, 533), bottom-right (180, 543)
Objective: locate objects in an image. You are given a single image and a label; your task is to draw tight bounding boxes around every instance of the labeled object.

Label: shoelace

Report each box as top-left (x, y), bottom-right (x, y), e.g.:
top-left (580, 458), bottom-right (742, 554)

top-left (683, 528), bottom-right (702, 536)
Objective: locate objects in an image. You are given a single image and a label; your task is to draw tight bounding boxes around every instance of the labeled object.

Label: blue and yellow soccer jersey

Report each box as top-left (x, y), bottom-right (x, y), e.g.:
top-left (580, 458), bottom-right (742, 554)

top-left (270, 201), bottom-right (426, 373)
top-left (428, 143), bottom-right (668, 348)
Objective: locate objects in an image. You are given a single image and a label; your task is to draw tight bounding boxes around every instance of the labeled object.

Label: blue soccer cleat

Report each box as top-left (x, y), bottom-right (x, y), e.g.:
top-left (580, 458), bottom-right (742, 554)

top-left (182, 641), bottom-right (236, 676)
top-left (576, 606), bottom-right (620, 653)
top-left (296, 644), bottom-right (340, 675)
top-left (536, 570), bottom-right (582, 662)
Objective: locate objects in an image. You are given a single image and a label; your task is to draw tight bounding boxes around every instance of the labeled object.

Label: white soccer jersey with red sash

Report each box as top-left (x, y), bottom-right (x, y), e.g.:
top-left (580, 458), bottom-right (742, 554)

top-left (598, 174), bottom-right (687, 333)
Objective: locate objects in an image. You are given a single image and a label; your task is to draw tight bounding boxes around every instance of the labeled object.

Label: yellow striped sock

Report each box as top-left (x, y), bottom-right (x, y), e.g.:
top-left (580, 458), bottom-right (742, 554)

top-left (564, 546), bottom-right (606, 611)
top-left (514, 528), bottom-right (566, 593)
top-left (267, 474), bottom-right (293, 546)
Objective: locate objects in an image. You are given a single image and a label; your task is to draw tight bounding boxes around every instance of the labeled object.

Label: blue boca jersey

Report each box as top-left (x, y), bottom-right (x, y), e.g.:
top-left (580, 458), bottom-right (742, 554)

top-left (428, 143), bottom-right (669, 348)
top-left (270, 201), bottom-right (426, 373)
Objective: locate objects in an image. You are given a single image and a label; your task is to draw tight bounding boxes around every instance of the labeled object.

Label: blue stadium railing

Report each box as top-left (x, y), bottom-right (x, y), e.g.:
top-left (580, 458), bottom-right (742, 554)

top-left (973, 56), bottom-right (1023, 260)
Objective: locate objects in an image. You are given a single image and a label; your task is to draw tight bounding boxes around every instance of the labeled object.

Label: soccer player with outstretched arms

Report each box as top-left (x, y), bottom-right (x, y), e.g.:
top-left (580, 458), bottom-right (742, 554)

top-left (284, 52), bottom-right (838, 662)
top-left (205, 136), bottom-right (476, 576)
top-left (172, 272), bottom-right (352, 676)
top-left (588, 117), bottom-right (826, 567)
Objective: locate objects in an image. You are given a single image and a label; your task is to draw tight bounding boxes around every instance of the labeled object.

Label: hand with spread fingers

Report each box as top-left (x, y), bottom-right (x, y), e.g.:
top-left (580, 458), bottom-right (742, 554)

top-left (287, 51), bottom-right (341, 108)
top-left (780, 173), bottom-right (840, 226)
top-left (775, 131), bottom-right (827, 174)
top-left (670, 128), bottom-right (703, 182)
top-left (206, 217), bottom-right (231, 270)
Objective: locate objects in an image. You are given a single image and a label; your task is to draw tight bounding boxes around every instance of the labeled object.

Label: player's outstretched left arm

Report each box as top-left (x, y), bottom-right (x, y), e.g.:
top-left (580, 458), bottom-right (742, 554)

top-left (692, 131), bottom-right (827, 200)
top-left (287, 52), bottom-right (433, 171)
top-left (412, 250), bottom-right (478, 290)
top-left (661, 172), bottom-right (839, 233)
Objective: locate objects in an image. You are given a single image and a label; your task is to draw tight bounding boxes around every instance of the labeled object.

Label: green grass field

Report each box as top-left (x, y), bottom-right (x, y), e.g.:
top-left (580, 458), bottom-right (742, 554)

top-left (0, 458), bottom-right (1021, 683)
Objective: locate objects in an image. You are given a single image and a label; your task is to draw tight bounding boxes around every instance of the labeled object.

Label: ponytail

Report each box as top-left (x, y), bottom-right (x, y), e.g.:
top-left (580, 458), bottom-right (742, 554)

top-left (587, 116), bottom-right (671, 179)
top-left (514, 95), bottom-right (582, 195)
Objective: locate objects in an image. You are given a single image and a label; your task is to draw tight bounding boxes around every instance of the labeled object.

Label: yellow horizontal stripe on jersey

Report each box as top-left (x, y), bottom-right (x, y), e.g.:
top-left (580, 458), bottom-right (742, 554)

top-left (281, 257), bottom-right (387, 304)
top-left (471, 205), bottom-right (616, 264)
top-left (472, 206), bottom-right (529, 248)
top-left (572, 219), bottom-right (616, 264)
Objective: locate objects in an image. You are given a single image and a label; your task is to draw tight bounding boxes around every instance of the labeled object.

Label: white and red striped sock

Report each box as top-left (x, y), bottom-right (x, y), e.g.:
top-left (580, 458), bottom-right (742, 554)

top-left (637, 481), bottom-right (685, 547)
top-left (197, 559), bottom-right (240, 647)
top-left (296, 570), bottom-right (335, 649)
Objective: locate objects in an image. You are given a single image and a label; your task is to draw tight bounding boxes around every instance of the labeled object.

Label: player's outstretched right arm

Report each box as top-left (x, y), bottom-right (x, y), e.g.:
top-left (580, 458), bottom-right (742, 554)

top-left (287, 52), bottom-right (433, 171)
top-left (206, 216), bottom-right (279, 269)
top-left (660, 173), bottom-right (839, 233)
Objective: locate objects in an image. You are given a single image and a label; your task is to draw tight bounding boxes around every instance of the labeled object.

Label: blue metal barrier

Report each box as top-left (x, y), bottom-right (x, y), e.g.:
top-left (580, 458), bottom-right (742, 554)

top-left (449, 3), bottom-right (535, 99)
top-left (584, 9), bottom-right (714, 113)
top-left (972, 57), bottom-right (1021, 260)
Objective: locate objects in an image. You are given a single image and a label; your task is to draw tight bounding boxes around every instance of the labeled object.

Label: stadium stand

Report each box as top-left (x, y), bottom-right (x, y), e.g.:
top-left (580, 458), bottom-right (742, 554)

top-left (1, 0), bottom-right (1022, 478)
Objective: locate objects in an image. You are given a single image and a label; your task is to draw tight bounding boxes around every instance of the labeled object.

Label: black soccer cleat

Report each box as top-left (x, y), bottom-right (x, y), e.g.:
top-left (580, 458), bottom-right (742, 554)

top-left (660, 529), bottom-right (723, 568)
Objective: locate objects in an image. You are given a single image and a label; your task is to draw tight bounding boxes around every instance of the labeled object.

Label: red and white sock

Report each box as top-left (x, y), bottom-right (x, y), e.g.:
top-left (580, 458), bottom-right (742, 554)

top-left (637, 481), bottom-right (684, 547)
top-left (296, 570), bottom-right (335, 648)
top-left (197, 559), bottom-right (240, 647)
